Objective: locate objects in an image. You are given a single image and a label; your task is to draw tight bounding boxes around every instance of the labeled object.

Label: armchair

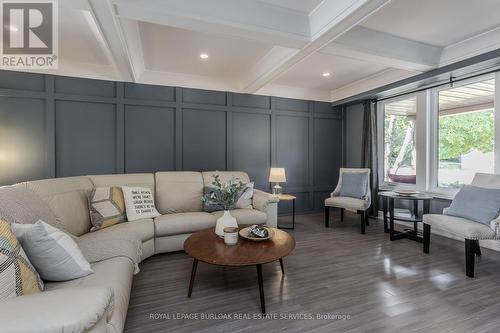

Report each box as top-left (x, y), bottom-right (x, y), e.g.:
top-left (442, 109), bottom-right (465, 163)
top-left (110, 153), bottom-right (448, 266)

top-left (324, 168), bottom-right (371, 234)
top-left (423, 173), bottom-right (500, 277)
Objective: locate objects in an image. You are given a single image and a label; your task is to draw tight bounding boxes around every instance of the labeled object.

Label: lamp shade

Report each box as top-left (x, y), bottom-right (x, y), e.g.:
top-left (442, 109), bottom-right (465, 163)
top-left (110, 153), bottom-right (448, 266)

top-left (269, 168), bottom-right (286, 183)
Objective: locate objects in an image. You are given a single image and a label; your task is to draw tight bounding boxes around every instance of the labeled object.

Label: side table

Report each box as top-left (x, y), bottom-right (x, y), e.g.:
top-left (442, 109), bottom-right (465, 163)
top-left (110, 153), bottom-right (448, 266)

top-left (277, 194), bottom-right (296, 230)
top-left (379, 191), bottom-right (433, 242)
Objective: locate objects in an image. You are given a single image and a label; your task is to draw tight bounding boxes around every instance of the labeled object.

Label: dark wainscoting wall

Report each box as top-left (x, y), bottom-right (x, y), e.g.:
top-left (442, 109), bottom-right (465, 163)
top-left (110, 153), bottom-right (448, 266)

top-left (0, 70), bottom-right (343, 214)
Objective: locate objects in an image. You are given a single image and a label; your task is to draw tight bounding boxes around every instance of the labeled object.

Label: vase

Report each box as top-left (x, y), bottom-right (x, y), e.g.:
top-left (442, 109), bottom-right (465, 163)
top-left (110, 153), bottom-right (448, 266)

top-left (215, 210), bottom-right (238, 238)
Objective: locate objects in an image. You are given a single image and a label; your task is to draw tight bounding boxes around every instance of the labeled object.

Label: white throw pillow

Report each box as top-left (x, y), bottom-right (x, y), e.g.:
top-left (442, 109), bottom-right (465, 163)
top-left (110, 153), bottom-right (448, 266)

top-left (11, 221), bottom-right (93, 282)
top-left (121, 186), bottom-right (160, 221)
top-left (235, 182), bottom-right (254, 209)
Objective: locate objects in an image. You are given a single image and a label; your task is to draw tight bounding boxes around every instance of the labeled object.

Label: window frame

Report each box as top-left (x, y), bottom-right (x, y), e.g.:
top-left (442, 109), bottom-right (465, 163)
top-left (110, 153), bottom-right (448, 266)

top-left (377, 92), bottom-right (426, 191)
top-left (376, 73), bottom-right (498, 199)
top-left (428, 73), bottom-right (497, 197)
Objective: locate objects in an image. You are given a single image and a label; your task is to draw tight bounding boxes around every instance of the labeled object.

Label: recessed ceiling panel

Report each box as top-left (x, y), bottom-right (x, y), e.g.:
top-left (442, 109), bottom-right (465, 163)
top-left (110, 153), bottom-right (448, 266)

top-left (361, 0), bottom-right (500, 47)
top-left (140, 22), bottom-right (274, 80)
top-left (273, 52), bottom-right (389, 90)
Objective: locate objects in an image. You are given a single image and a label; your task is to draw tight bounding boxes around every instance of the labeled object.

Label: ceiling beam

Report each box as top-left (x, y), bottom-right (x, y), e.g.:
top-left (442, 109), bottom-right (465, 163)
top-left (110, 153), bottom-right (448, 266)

top-left (113, 0), bottom-right (310, 49)
top-left (242, 0), bottom-right (393, 94)
top-left (321, 26), bottom-right (441, 72)
top-left (88, 0), bottom-right (142, 82)
top-left (330, 68), bottom-right (417, 102)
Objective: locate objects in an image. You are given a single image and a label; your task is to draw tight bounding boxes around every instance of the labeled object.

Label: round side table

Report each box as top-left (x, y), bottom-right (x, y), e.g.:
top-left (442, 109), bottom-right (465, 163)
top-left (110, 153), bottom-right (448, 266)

top-left (379, 191), bottom-right (433, 242)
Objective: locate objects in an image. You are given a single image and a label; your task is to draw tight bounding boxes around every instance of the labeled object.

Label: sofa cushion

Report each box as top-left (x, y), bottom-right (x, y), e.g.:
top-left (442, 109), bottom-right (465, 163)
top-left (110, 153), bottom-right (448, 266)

top-left (155, 172), bottom-right (204, 214)
top-left (102, 218), bottom-right (154, 242)
top-left (154, 212), bottom-right (216, 236)
top-left (75, 229), bottom-right (142, 270)
top-left (0, 219), bottom-right (44, 299)
top-left (0, 184), bottom-right (56, 227)
top-left (88, 173), bottom-right (155, 194)
top-left (44, 256), bottom-right (135, 333)
top-left (424, 214), bottom-right (497, 240)
top-left (212, 209), bottom-right (267, 225)
top-left (23, 176), bottom-right (94, 236)
top-left (12, 221), bottom-right (93, 282)
top-left (89, 186), bottom-right (127, 231)
top-left (325, 196), bottom-right (369, 211)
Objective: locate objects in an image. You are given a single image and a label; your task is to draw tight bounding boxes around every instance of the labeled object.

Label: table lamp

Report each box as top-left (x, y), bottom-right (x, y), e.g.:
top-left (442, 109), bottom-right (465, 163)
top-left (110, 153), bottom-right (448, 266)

top-left (269, 168), bottom-right (286, 195)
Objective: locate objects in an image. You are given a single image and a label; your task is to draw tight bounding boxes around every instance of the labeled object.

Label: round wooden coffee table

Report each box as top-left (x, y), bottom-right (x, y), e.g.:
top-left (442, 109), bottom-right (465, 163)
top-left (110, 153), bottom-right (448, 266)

top-left (184, 225), bottom-right (295, 313)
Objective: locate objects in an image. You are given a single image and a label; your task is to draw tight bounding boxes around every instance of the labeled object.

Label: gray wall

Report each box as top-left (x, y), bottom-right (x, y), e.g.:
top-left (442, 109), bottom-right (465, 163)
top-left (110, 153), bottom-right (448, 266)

top-left (0, 70), bottom-right (343, 214)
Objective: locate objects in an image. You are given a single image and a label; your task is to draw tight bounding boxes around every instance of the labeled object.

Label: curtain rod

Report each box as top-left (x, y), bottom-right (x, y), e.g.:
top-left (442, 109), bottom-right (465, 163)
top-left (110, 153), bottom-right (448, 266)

top-left (376, 67), bottom-right (499, 103)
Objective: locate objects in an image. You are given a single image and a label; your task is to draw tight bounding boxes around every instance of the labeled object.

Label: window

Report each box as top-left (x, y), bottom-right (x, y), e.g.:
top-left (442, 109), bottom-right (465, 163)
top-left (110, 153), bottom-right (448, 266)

top-left (382, 96), bottom-right (417, 185)
top-left (437, 79), bottom-right (495, 188)
top-left (377, 73), bottom-right (499, 197)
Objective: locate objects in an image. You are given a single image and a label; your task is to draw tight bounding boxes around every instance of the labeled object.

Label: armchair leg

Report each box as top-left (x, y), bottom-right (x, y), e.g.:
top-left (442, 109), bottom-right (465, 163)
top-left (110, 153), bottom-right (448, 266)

top-left (324, 206), bottom-right (330, 228)
top-left (423, 223), bottom-right (431, 254)
top-left (365, 212), bottom-right (370, 226)
top-left (465, 239), bottom-right (475, 278)
top-left (340, 208), bottom-right (344, 222)
top-left (359, 211), bottom-right (366, 234)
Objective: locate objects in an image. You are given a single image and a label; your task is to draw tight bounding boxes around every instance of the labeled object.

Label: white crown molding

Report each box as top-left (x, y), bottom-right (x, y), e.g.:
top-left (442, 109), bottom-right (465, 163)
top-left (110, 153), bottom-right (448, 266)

top-left (330, 68), bottom-right (418, 102)
top-left (257, 83), bottom-right (331, 102)
top-left (439, 25), bottom-right (500, 67)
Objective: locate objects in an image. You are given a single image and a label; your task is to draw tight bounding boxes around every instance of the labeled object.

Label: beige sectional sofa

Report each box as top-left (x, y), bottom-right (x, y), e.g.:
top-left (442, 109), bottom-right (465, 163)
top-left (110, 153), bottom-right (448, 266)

top-left (0, 171), bottom-right (278, 333)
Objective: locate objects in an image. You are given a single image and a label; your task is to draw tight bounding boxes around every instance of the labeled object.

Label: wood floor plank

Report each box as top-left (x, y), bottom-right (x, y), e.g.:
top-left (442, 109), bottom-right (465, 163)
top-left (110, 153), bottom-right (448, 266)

top-left (124, 212), bottom-right (500, 332)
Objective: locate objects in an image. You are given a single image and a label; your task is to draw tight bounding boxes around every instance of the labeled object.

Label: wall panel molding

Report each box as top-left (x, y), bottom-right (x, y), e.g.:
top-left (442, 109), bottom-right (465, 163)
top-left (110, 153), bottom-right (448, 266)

top-left (0, 70), bottom-right (342, 213)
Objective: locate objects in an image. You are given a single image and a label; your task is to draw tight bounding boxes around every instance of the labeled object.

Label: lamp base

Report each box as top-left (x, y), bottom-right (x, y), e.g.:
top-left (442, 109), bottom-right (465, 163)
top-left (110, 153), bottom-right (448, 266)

top-left (272, 184), bottom-right (282, 195)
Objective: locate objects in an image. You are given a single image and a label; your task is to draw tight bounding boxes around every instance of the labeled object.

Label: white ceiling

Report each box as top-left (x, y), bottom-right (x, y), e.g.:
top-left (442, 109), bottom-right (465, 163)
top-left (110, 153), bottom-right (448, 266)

top-left (12, 0), bottom-right (500, 102)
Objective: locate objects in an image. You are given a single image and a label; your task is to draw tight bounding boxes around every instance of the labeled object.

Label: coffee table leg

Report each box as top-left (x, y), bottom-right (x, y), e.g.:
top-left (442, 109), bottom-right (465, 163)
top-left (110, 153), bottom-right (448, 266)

top-left (256, 264), bottom-right (265, 313)
top-left (279, 258), bottom-right (285, 275)
top-left (188, 259), bottom-right (198, 298)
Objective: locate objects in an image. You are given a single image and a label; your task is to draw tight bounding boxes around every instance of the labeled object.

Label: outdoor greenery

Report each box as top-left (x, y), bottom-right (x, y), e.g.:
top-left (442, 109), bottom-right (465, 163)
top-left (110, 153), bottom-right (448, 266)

top-left (439, 110), bottom-right (494, 161)
top-left (384, 114), bottom-right (415, 173)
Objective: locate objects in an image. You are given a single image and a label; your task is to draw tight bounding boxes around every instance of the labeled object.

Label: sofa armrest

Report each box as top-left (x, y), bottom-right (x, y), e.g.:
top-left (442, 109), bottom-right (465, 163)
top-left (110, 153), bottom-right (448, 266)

top-left (253, 189), bottom-right (279, 211)
top-left (253, 189), bottom-right (279, 228)
top-left (0, 286), bottom-right (113, 333)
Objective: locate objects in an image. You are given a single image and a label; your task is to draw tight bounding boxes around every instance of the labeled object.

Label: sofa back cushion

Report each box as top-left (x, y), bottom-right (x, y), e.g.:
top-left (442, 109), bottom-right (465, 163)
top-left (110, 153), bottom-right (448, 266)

top-left (24, 176), bottom-right (94, 236)
top-left (88, 173), bottom-right (155, 194)
top-left (201, 171), bottom-right (250, 186)
top-left (0, 184), bottom-right (56, 226)
top-left (155, 172), bottom-right (204, 214)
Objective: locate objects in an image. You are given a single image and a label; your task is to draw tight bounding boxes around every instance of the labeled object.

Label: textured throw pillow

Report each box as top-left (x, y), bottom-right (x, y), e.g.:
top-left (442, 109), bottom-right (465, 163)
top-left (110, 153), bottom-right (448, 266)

top-left (89, 186), bottom-right (127, 231)
top-left (11, 221), bottom-right (93, 282)
top-left (235, 182), bottom-right (254, 209)
top-left (444, 185), bottom-right (500, 225)
top-left (0, 219), bottom-right (43, 299)
top-left (339, 172), bottom-right (369, 199)
top-left (122, 186), bottom-right (160, 221)
top-left (202, 186), bottom-right (223, 213)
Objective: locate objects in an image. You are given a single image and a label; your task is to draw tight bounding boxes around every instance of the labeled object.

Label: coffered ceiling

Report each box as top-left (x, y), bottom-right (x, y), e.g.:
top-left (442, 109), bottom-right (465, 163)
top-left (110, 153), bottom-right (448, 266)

top-left (16, 0), bottom-right (500, 102)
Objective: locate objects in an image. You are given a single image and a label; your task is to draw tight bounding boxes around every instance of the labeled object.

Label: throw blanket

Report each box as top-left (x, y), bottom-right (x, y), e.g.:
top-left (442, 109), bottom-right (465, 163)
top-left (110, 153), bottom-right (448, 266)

top-left (75, 229), bottom-right (142, 274)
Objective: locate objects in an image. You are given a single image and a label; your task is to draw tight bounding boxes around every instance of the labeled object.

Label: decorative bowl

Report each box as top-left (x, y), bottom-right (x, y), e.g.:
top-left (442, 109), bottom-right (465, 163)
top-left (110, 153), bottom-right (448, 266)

top-left (394, 189), bottom-right (419, 197)
top-left (239, 226), bottom-right (275, 241)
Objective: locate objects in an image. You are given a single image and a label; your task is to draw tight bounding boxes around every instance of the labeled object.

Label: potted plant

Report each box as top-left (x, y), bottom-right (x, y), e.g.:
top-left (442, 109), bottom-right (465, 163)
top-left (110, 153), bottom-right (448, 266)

top-left (202, 174), bottom-right (245, 237)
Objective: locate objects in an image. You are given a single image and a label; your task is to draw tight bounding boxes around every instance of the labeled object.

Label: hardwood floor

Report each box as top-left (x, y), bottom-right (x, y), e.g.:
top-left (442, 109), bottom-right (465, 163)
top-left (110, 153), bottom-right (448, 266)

top-left (124, 212), bottom-right (500, 333)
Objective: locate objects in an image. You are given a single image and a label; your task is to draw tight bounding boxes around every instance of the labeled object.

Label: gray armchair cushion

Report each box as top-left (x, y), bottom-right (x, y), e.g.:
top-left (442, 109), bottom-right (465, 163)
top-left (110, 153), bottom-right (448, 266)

top-left (339, 172), bottom-right (369, 199)
top-left (444, 185), bottom-right (500, 225)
